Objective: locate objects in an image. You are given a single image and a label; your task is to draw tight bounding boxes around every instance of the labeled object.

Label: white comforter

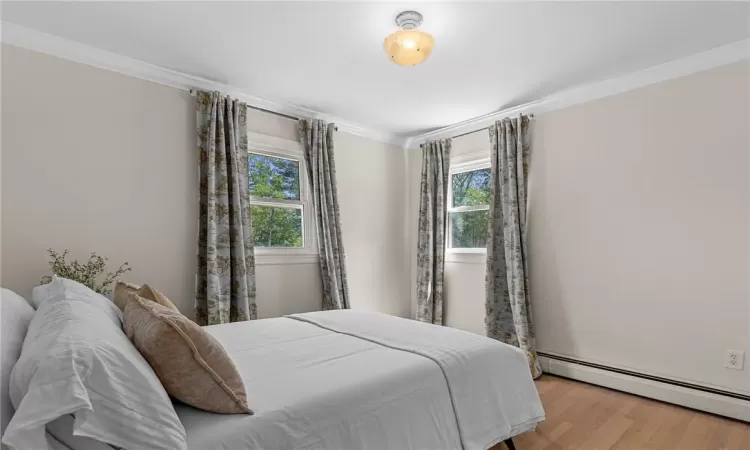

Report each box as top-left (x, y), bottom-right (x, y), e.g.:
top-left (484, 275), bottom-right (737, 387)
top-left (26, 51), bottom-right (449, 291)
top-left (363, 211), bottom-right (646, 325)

top-left (176, 310), bottom-right (544, 450)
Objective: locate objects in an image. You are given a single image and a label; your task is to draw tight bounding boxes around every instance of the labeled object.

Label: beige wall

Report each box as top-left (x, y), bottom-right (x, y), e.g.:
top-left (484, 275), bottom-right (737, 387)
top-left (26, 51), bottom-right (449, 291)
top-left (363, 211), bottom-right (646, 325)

top-left (335, 133), bottom-right (410, 317)
top-left (1, 43), bottom-right (199, 313)
top-left (531, 61), bottom-right (749, 394)
top-left (409, 61), bottom-right (750, 394)
top-left (1, 44), bottom-right (410, 318)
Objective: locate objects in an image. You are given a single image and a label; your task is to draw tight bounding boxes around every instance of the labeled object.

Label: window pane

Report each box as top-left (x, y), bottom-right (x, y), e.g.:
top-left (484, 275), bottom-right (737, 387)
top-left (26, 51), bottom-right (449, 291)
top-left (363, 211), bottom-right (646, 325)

top-left (452, 168), bottom-right (490, 207)
top-left (450, 210), bottom-right (489, 249)
top-left (249, 153), bottom-right (300, 200)
top-left (250, 205), bottom-right (303, 248)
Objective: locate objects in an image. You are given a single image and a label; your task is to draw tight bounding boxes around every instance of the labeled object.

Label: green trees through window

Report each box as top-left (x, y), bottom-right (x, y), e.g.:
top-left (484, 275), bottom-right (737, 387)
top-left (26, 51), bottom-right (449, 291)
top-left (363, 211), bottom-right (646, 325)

top-left (450, 168), bottom-right (491, 249)
top-left (248, 153), bottom-right (303, 247)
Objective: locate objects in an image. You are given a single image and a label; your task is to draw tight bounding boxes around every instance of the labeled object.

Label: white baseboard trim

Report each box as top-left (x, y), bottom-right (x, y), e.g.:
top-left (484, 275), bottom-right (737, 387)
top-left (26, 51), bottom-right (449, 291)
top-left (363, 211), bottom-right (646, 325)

top-left (538, 355), bottom-right (750, 422)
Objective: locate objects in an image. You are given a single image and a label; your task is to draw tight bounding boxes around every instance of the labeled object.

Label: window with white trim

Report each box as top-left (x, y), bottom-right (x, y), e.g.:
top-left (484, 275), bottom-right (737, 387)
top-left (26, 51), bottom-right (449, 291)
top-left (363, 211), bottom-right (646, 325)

top-left (247, 133), bottom-right (316, 258)
top-left (447, 162), bottom-right (491, 251)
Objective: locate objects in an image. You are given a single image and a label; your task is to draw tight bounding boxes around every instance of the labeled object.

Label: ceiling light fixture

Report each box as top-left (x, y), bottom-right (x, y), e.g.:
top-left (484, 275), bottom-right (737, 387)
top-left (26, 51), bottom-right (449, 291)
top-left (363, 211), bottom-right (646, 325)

top-left (383, 11), bottom-right (434, 66)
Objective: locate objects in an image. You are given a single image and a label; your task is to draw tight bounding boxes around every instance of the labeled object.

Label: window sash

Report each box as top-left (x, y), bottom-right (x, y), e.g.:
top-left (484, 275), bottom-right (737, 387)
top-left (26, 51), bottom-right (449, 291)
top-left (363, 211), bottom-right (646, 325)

top-left (447, 164), bottom-right (491, 250)
top-left (250, 202), bottom-right (305, 248)
top-left (447, 210), bottom-right (490, 250)
top-left (249, 168), bottom-right (305, 248)
top-left (250, 196), bottom-right (303, 208)
top-left (247, 140), bottom-right (315, 255)
top-left (447, 204), bottom-right (489, 213)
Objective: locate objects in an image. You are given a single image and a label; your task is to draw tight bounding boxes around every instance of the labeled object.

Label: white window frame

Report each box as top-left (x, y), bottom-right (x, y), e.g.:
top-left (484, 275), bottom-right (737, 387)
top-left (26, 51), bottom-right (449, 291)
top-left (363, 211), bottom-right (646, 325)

top-left (247, 132), bottom-right (318, 265)
top-left (446, 156), bottom-right (491, 255)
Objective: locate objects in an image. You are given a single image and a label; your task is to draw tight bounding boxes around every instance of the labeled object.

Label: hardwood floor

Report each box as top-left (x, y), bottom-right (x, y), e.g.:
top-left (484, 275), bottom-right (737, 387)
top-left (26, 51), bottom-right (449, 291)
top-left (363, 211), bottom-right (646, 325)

top-left (490, 375), bottom-right (750, 450)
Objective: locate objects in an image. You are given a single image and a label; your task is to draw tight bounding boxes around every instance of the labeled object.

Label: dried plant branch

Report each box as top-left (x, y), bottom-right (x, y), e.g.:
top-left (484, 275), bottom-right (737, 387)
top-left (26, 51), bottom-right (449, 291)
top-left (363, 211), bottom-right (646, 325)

top-left (40, 249), bottom-right (131, 294)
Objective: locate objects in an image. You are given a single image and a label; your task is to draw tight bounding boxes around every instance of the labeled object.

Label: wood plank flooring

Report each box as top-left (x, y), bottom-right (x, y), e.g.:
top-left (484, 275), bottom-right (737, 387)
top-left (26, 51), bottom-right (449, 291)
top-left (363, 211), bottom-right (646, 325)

top-left (490, 375), bottom-right (750, 450)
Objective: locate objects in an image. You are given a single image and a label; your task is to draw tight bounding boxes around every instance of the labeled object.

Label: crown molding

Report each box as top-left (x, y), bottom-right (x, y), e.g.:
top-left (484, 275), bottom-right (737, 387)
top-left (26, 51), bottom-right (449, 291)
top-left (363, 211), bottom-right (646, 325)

top-left (1, 22), bottom-right (408, 147)
top-left (3, 21), bottom-right (746, 151)
top-left (333, 122), bottom-right (409, 148)
top-left (405, 38), bottom-right (750, 149)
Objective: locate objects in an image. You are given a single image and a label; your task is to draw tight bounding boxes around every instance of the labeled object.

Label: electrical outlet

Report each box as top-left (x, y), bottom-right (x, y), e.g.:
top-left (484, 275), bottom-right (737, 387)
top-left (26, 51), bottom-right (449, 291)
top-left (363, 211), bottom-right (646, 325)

top-left (725, 350), bottom-right (745, 370)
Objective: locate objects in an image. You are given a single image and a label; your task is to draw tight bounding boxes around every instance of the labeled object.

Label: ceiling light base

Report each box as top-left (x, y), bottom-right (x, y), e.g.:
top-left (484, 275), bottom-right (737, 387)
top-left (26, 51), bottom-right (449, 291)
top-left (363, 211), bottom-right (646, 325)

top-left (395, 11), bottom-right (423, 30)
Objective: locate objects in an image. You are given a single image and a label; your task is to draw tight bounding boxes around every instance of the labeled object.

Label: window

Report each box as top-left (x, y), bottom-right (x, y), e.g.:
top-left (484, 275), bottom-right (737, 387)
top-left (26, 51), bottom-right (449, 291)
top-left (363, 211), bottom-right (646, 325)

top-left (247, 133), bottom-right (316, 260)
top-left (249, 153), bottom-right (303, 247)
top-left (447, 165), bottom-right (491, 250)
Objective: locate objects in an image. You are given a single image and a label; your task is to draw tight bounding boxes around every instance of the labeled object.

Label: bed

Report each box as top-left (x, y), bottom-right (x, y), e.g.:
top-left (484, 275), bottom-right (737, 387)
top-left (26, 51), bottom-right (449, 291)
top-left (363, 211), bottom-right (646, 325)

top-left (4, 289), bottom-right (544, 450)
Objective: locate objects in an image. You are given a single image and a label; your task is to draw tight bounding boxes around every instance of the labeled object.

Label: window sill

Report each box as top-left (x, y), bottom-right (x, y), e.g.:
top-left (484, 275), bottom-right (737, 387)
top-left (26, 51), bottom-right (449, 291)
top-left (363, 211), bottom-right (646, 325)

top-left (255, 252), bottom-right (319, 266)
top-left (445, 249), bottom-right (486, 264)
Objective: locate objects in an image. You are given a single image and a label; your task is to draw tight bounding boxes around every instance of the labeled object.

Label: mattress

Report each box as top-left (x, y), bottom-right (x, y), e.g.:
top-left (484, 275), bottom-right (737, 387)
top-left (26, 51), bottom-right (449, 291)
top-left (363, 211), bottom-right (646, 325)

top-left (49, 311), bottom-right (544, 450)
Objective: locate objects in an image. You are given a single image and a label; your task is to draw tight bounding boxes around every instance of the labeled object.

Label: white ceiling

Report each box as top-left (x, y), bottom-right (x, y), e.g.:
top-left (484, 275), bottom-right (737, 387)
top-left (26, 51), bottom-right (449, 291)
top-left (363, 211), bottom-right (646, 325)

top-left (3, 2), bottom-right (749, 137)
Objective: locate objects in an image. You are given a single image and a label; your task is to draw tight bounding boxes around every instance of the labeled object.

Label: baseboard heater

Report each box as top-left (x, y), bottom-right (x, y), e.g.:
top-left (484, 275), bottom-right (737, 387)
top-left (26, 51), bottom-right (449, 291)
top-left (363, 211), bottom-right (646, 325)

top-left (537, 352), bottom-right (750, 405)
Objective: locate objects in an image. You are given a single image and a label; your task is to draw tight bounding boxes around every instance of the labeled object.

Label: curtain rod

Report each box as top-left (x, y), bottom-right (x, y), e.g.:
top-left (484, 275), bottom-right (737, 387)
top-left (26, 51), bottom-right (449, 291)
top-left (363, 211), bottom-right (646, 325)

top-left (419, 113), bottom-right (534, 147)
top-left (189, 89), bottom-right (337, 130)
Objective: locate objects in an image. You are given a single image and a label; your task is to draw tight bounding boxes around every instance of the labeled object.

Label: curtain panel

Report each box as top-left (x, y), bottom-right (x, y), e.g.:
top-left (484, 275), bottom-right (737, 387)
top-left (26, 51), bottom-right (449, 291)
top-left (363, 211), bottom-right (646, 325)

top-left (416, 138), bottom-right (451, 325)
top-left (299, 119), bottom-right (350, 310)
top-left (485, 115), bottom-right (541, 378)
top-left (195, 91), bottom-right (257, 325)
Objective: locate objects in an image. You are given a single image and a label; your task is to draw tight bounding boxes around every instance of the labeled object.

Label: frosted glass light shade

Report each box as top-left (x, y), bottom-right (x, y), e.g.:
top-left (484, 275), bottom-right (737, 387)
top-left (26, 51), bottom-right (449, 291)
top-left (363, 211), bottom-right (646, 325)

top-left (383, 29), bottom-right (434, 66)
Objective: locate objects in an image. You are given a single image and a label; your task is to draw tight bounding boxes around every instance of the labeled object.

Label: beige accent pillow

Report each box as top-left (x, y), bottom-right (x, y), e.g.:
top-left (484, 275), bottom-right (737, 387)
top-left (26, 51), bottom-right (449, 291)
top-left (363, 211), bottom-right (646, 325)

top-left (113, 281), bottom-right (179, 313)
top-left (123, 294), bottom-right (252, 414)
top-left (137, 283), bottom-right (180, 312)
top-left (113, 281), bottom-right (139, 311)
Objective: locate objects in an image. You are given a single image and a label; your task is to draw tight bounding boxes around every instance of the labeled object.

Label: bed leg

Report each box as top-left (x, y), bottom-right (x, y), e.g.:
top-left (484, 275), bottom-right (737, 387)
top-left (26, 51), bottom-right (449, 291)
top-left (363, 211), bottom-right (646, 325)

top-left (504, 438), bottom-right (516, 450)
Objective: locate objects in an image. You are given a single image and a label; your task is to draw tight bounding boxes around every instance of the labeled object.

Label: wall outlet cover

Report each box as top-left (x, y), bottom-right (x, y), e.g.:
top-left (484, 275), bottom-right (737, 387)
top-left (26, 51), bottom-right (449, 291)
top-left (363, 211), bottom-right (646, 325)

top-left (724, 350), bottom-right (745, 371)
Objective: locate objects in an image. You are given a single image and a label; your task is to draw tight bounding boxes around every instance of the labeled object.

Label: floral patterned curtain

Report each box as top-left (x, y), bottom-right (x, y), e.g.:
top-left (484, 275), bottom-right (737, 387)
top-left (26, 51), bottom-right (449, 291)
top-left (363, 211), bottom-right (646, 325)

top-left (299, 119), bottom-right (350, 310)
top-left (195, 91), bottom-right (256, 325)
top-left (485, 115), bottom-right (541, 378)
top-left (416, 139), bottom-right (451, 325)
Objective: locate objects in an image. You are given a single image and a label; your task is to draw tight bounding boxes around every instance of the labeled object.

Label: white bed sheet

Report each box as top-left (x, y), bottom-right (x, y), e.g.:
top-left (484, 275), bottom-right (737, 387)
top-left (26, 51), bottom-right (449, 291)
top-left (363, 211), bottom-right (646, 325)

top-left (289, 310), bottom-right (545, 449)
top-left (175, 311), bottom-right (544, 450)
top-left (176, 316), bottom-right (463, 450)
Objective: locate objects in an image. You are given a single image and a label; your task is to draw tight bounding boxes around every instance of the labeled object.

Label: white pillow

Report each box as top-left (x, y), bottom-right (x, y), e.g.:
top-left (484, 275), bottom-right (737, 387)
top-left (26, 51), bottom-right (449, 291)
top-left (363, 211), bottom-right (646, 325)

top-left (29, 279), bottom-right (56, 309)
top-left (1, 289), bottom-right (35, 438)
top-left (30, 276), bottom-right (118, 310)
top-left (31, 276), bottom-right (123, 323)
top-left (2, 277), bottom-right (187, 450)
